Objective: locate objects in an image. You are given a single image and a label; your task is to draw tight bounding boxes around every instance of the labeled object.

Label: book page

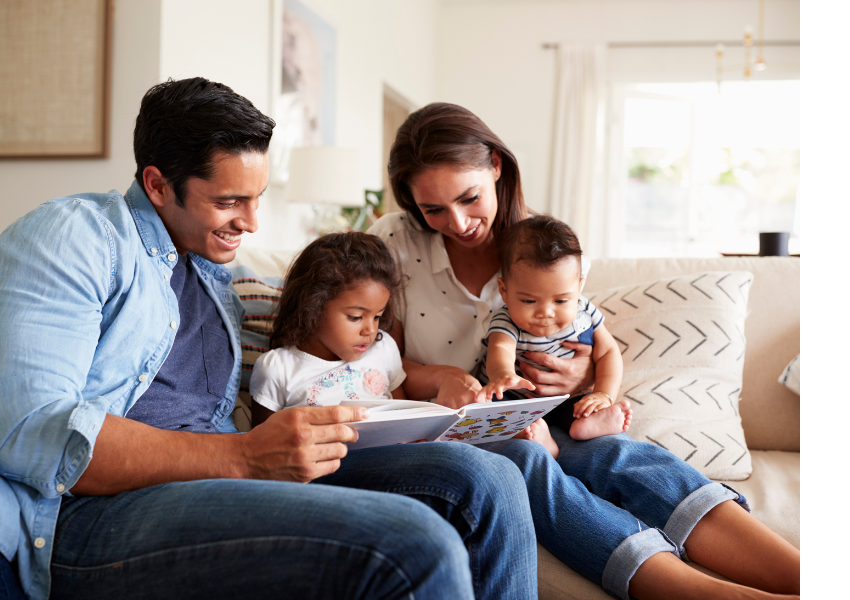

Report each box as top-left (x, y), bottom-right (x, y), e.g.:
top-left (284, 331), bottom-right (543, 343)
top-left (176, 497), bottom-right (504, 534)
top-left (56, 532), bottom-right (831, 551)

top-left (346, 412), bottom-right (460, 449)
top-left (340, 399), bottom-right (455, 421)
top-left (437, 395), bottom-right (568, 445)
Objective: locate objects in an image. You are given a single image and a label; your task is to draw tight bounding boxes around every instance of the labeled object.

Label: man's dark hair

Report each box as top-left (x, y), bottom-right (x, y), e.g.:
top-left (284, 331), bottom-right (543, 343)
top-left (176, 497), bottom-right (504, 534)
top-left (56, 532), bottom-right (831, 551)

top-left (133, 77), bottom-right (275, 205)
top-left (498, 215), bottom-right (582, 279)
top-left (269, 232), bottom-right (405, 350)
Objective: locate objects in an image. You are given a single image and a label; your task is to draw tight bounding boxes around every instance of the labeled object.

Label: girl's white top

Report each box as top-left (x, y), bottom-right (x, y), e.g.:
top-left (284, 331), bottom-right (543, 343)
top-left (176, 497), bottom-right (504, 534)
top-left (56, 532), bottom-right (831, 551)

top-left (250, 333), bottom-right (406, 411)
top-left (368, 213), bottom-right (590, 374)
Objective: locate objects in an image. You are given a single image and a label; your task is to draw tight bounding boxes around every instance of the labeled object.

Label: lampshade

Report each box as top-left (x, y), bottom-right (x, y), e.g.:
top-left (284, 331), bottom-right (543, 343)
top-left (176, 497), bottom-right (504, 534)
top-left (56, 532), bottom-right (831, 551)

top-left (285, 146), bottom-right (364, 207)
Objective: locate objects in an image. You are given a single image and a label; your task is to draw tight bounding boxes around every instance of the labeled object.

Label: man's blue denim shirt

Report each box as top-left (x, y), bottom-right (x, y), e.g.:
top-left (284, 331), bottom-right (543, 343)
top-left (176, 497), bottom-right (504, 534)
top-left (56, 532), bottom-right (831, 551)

top-left (0, 181), bottom-right (244, 600)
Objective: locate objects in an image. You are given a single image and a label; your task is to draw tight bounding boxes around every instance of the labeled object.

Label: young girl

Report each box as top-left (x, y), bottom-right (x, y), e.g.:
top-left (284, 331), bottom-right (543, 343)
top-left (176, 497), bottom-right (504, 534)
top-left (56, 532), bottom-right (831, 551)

top-left (251, 232), bottom-right (407, 426)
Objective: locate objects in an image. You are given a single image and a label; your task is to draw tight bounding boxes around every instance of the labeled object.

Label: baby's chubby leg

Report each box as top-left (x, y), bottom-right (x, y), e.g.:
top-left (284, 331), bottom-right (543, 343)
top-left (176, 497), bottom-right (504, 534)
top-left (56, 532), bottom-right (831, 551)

top-left (570, 401), bottom-right (632, 441)
top-left (513, 418), bottom-right (560, 459)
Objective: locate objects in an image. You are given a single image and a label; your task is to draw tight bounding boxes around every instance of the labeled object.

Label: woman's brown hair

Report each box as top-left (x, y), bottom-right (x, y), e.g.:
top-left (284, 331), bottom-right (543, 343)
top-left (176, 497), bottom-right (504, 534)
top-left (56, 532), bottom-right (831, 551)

top-left (269, 232), bottom-right (404, 350)
top-left (388, 102), bottom-right (527, 239)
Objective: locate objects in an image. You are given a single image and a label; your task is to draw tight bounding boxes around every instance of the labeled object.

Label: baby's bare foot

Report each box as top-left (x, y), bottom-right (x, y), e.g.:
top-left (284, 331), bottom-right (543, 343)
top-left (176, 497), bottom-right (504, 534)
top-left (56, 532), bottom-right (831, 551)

top-left (514, 419), bottom-right (560, 459)
top-left (570, 401), bottom-right (632, 441)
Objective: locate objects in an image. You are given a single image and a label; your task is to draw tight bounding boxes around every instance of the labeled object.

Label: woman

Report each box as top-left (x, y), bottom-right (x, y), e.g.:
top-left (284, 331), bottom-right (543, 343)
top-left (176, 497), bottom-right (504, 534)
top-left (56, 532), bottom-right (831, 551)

top-left (368, 102), bottom-right (800, 600)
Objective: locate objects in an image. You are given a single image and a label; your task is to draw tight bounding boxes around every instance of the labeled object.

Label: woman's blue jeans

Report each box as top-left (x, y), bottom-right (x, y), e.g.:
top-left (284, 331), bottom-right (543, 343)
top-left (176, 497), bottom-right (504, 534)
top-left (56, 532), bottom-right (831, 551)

top-left (486, 430), bottom-right (748, 600)
top-left (50, 443), bottom-right (537, 600)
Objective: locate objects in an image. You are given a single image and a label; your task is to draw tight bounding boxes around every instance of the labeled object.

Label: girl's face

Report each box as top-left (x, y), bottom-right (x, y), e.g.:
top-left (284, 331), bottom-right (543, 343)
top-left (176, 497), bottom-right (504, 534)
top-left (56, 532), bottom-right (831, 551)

top-left (300, 279), bottom-right (391, 362)
top-left (409, 153), bottom-right (501, 250)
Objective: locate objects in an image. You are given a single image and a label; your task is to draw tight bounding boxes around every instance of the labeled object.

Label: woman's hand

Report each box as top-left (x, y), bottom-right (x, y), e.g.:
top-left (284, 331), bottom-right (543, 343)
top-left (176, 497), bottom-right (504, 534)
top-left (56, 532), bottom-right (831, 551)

top-left (518, 342), bottom-right (595, 397)
top-left (434, 367), bottom-right (488, 409)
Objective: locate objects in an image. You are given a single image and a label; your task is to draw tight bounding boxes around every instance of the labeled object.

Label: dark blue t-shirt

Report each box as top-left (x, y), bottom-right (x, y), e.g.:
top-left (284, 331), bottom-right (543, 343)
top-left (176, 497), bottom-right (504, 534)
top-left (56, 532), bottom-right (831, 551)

top-left (126, 254), bottom-right (234, 432)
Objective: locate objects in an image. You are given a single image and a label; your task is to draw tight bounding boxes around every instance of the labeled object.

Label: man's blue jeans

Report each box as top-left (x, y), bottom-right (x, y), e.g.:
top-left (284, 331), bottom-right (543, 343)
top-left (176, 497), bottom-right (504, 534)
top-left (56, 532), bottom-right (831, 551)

top-left (50, 443), bottom-right (537, 600)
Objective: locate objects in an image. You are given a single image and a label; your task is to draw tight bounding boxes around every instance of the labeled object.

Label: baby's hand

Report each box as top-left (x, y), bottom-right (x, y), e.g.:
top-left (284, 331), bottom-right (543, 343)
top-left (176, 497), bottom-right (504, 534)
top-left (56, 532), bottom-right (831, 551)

top-left (482, 373), bottom-right (536, 400)
top-left (573, 393), bottom-right (614, 418)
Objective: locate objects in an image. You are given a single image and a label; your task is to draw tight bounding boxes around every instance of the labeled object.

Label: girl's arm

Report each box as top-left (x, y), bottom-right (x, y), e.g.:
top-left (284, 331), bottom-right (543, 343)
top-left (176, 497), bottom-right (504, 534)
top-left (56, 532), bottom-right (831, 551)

top-left (252, 401), bottom-right (276, 427)
top-left (573, 324), bottom-right (624, 418)
top-left (391, 382), bottom-right (407, 399)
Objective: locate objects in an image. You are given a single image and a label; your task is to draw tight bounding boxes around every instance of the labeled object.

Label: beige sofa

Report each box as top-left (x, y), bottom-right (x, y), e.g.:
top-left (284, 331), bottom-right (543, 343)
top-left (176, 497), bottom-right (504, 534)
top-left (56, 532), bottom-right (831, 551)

top-left (229, 250), bottom-right (800, 598)
top-left (538, 257), bottom-right (800, 599)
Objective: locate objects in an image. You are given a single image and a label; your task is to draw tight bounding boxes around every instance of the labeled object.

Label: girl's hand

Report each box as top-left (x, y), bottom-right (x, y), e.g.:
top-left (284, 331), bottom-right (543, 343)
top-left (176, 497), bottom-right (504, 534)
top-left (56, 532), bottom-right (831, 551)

top-left (481, 374), bottom-right (535, 401)
top-left (573, 393), bottom-right (614, 419)
top-left (434, 368), bottom-right (487, 409)
top-left (518, 342), bottom-right (595, 397)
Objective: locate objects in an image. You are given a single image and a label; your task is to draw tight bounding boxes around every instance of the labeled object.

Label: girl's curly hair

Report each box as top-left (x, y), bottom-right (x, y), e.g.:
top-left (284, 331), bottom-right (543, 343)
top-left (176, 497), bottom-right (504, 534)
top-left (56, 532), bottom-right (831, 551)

top-left (269, 232), bottom-right (405, 350)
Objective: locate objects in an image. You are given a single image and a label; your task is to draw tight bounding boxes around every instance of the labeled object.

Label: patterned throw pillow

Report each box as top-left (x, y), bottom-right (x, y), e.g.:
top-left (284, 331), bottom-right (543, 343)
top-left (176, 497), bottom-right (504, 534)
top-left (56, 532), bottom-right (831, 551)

top-left (230, 266), bottom-right (282, 432)
top-left (585, 271), bottom-right (753, 480)
top-left (778, 354), bottom-right (800, 395)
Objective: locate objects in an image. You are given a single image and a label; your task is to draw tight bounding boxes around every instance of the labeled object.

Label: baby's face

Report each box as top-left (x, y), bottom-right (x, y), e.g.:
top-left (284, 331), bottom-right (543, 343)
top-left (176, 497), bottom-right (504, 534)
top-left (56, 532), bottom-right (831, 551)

top-left (497, 258), bottom-right (584, 337)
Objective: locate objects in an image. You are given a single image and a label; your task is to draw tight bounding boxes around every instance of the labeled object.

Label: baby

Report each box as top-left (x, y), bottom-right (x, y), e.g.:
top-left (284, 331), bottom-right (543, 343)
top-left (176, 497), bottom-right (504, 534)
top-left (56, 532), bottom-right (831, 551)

top-left (479, 215), bottom-right (632, 458)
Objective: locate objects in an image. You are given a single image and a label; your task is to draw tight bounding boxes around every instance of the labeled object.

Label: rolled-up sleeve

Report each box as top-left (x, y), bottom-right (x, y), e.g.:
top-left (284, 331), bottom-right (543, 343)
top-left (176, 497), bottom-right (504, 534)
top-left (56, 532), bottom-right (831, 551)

top-left (0, 200), bottom-right (114, 497)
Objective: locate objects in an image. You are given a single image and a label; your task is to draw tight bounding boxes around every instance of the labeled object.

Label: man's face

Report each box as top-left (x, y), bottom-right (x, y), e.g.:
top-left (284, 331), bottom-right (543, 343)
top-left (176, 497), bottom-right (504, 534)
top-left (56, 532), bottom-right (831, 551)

top-left (151, 150), bottom-right (269, 264)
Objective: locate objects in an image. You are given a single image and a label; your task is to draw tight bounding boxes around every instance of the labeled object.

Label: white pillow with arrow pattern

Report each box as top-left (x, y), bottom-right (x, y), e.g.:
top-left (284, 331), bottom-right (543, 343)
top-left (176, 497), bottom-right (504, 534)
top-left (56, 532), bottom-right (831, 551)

top-left (585, 271), bottom-right (753, 481)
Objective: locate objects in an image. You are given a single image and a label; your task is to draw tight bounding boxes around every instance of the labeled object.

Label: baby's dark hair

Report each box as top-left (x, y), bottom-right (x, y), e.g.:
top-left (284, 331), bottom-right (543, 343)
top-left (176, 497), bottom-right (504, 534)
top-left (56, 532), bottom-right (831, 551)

top-left (498, 215), bottom-right (583, 279)
top-left (269, 232), bottom-right (404, 350)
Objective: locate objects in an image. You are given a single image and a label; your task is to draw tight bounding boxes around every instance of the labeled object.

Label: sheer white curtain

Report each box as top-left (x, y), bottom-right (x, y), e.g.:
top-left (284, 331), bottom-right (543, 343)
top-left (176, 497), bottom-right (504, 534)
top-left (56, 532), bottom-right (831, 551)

top-left (546, 43), bottom-right (607, 246)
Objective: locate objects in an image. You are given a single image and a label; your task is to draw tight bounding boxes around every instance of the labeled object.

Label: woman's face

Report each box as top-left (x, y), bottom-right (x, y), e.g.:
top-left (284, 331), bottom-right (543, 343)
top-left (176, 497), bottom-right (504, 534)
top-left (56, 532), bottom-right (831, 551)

top-left (409, 154), bottom-right (501, 249)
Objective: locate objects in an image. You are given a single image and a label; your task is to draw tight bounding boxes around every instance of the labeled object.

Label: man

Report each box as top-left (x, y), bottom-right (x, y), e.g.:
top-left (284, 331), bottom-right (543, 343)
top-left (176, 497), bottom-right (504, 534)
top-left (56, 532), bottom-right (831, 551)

top-left (0, 78), bottom-right (537, 600)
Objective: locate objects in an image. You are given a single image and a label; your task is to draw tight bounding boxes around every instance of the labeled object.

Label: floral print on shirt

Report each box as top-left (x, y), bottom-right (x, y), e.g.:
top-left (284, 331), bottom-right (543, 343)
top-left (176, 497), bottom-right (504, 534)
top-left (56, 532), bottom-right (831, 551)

top-left (305, 365), bottom-right (390, 406)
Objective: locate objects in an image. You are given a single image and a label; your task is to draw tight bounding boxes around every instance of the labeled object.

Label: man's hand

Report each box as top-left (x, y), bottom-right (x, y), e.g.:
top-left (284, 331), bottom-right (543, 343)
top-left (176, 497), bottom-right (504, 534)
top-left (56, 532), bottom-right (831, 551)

top-left (243, 406), bottom-right (369, 483)
top-left (434, 368), bottom-right (488, 409)
top-left (481, 373), bottom-right (535, 401)
top-left (519, 342), bottom-right (595, 397)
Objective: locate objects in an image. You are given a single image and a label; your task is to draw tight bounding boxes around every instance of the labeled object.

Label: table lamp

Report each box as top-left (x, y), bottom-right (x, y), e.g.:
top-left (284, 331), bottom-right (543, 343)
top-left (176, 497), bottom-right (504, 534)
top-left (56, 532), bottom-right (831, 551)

top-left (285, 146), bottom-right (364, 235)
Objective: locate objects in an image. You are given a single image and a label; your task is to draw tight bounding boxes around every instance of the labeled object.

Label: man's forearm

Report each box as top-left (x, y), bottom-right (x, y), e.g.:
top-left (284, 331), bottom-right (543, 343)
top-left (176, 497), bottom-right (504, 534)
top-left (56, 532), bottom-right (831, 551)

top-left (70, 414), bottom-right (248, 496)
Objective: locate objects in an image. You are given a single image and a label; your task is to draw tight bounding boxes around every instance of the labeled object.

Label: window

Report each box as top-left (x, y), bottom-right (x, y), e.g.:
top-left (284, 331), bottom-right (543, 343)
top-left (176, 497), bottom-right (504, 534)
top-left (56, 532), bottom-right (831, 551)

top-left (606, 80), bottom-right (799, 257)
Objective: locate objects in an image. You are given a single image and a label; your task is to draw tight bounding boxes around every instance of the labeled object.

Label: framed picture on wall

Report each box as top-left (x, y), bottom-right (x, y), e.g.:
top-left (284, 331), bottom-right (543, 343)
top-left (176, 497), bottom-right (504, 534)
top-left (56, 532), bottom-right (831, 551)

top-left (269, 0), bottom-right (337, 184)
top-left (0, 0), bottom-right (112, 158)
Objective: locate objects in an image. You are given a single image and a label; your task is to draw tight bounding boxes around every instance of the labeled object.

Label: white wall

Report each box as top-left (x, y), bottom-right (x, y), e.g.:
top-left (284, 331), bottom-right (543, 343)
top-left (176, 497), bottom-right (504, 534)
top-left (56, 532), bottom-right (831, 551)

top-left (435, 0), bottom-right (801, 215)
top-left (0, 0), bottom-right (162, 233)
top-left (159, 0), bottom-right (271, 115)
top-left (2, 0), bottom-right (798, 251)
top-left (298, 0), bottom-right (437, 191)
top-left (161, 0), bottom-right (439, 252)
top-left (256, 0), bottom-right (440, 251)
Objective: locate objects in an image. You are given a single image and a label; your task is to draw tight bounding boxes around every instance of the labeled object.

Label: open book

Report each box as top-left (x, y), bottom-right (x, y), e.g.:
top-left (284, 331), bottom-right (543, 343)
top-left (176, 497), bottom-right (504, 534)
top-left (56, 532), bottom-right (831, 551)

top-left (342, 395), bottom-right (567, 450)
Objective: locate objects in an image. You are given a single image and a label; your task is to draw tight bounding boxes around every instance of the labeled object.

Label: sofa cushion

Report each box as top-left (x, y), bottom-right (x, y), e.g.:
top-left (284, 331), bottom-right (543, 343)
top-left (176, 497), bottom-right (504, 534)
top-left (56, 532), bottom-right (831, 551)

top-left (228, 264), bottom-right (284, 432)
top-left (583, 257), bottom-right (799, 453)
top-left (586, 271), bottom-right (753, 480)
top-left (778, 354), bottom-right (800, 395)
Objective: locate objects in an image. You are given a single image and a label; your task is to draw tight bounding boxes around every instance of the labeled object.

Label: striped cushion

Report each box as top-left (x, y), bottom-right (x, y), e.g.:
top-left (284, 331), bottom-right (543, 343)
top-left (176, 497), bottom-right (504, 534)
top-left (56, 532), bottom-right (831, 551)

top-left (230, 266), bottom-right (282, 431)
